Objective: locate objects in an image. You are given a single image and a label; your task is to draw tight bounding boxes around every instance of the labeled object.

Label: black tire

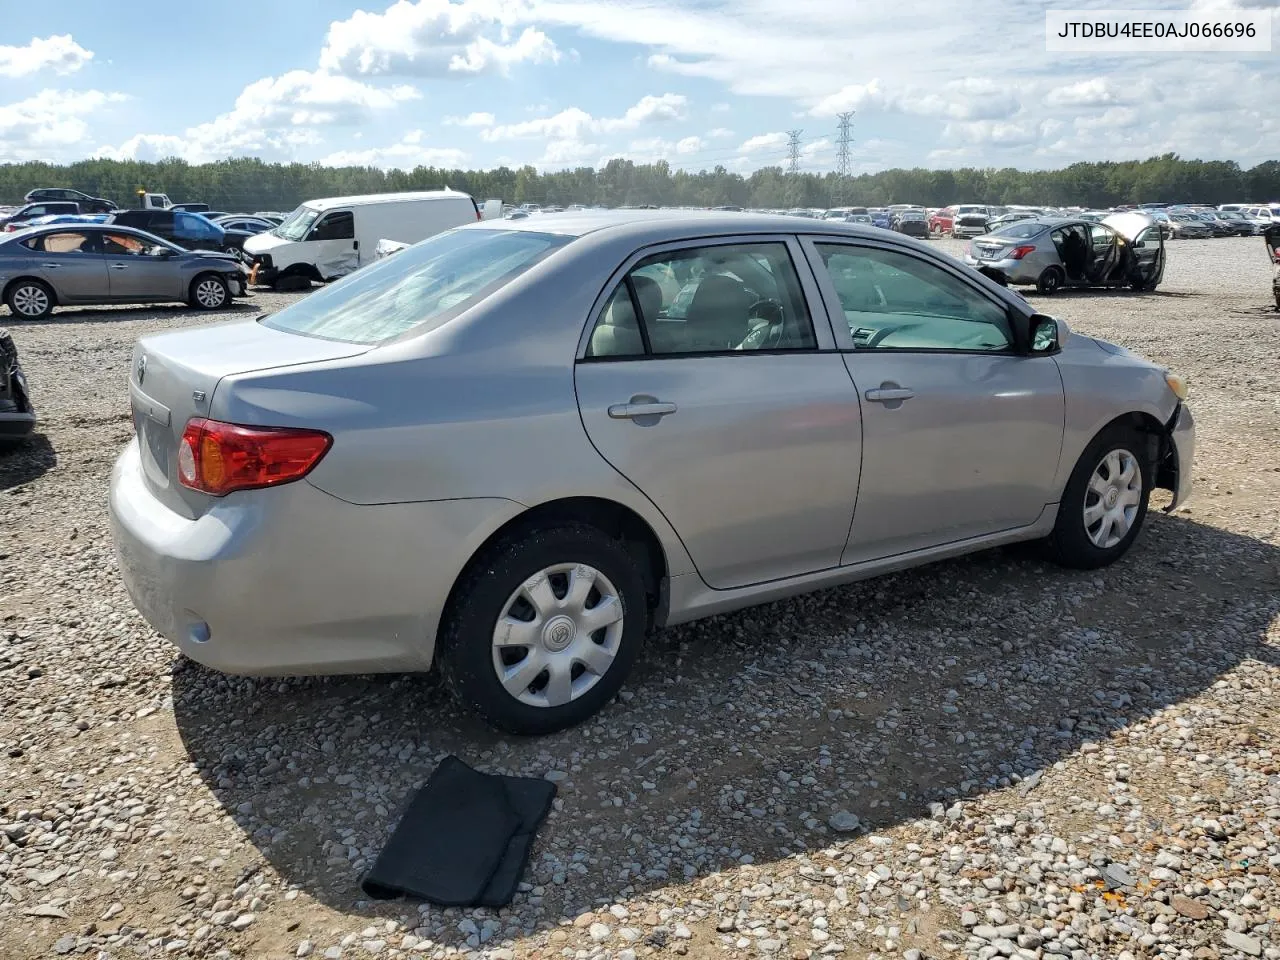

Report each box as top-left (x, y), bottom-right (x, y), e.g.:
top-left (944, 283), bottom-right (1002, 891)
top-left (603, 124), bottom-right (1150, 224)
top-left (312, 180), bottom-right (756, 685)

top-left (1036, 266), bottom-right (1065, 295)
top-left (189, 273), bottom-right (229, 310)
top-left (1045, 425), bottom-right (1154, 570)
top-left (439, 523), bottom-right (649, 735)
top-left (1130, 277), bottom-right (1158, 293)
top-left (5, 279), bottom-right (55, 320)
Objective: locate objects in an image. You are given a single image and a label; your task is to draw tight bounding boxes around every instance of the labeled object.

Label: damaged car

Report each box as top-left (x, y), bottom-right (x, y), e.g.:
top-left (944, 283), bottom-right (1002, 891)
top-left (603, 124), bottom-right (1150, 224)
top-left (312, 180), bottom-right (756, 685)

top-left (963, 213), bottom-right (1165, 294)
top-left (0, 327), bottom-right (36, 443)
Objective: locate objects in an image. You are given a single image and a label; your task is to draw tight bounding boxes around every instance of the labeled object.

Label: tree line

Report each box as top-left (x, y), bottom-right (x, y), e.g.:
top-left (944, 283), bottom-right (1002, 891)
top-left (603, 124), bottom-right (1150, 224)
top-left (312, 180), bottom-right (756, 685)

top-left (1, 153), bottom-right (1276, 213)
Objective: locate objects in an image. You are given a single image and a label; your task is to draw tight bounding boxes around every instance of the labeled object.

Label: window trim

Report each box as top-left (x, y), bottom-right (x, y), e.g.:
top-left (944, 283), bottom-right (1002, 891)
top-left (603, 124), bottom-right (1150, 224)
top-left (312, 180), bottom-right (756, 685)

top-left (575, 233), bottom-right (839, 362)
top-left (798, 235), bottom-right (1034, 356)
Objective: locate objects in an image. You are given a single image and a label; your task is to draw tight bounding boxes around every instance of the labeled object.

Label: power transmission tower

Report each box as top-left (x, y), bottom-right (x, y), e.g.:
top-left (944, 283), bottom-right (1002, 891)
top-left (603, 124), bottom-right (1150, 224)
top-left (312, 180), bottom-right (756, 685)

top-left (785, 129), bottom-right (803, 174)
top-left (834, 111), bottom-right (854, 202)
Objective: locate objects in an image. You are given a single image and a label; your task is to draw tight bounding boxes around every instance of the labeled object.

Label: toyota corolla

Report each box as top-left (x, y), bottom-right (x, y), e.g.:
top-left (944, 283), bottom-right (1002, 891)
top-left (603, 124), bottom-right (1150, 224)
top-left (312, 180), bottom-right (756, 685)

top-left (110, 211), bottom-right (1194, 734)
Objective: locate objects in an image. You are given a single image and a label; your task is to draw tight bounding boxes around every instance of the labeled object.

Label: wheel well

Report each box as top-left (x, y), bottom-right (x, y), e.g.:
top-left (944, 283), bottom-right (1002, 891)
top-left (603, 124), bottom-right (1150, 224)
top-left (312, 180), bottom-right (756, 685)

top-left (1097, 411), bottom-right (1172, 488)
top-left (3, 276), bottom-right (56, 307)
top-left (444, 497), bottom-right (669, 633)
top-left (280, 263), bottom-right (323, 283)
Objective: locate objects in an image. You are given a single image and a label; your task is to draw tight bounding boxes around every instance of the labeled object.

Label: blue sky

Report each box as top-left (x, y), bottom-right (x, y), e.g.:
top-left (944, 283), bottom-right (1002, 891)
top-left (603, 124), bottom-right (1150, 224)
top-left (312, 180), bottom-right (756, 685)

top-left (2, 0), bottom-right (1278, 173)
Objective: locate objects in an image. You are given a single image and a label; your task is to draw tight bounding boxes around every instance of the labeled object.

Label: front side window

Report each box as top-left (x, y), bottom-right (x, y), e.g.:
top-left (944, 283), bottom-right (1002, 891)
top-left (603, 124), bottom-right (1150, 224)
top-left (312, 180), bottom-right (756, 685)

top-left (175, 212), bottom-right (218, 240)
top-left (262, 228), bottom-right (569, 345)
top-left (585, 241), bottom-right (816, 358)
top-left (308, 211), bottom-right (354, 242)
top-left (814, 243), bottom-right (1012, 352)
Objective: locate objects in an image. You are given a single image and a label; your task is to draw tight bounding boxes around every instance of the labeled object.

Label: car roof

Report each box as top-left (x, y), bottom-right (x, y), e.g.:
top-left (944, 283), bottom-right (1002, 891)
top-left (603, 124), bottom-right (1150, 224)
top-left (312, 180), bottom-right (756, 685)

top-left (304, 189), bottom-right (472, 212)
top-left (464, 209), bottom-right (914, 244)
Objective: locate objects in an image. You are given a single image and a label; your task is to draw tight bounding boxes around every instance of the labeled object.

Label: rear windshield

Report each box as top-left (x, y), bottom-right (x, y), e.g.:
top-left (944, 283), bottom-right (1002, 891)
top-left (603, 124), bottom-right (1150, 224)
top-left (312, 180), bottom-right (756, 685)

top-left (987, 222), bottom-right (1044, 239)
top-left (261, 228), bottom-right (569, 345)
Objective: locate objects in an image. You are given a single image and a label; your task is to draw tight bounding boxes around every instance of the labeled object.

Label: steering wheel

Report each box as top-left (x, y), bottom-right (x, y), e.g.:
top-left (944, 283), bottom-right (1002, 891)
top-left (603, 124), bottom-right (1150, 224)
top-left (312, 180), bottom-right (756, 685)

top-left (738, 298), bottom-right (786, 350)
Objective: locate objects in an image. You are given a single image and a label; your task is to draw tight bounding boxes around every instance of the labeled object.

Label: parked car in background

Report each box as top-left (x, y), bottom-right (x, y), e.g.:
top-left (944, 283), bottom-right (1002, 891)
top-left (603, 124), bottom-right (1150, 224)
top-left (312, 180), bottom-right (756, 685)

top-left (890, 209), bottom-right (929, 237)
top-left (0, 223), bottom-right (249, 319)
top-left (0, 327), bottom-right (36, 443)
top-left (7, 213), bottom-right (110, 232)
top-left (171, 203), bottom-right (211, 213)
top-left (1164, 213), bottom-right (1214, 239)
top-left (24, 188), bottom-right (117, 213)
top-left (243, 189), bottom-right (482, 289)
top-left (950, 205), bottom-right (992, 238)
top-left (1207, 210), bottom-right (1256, 236)
top-left (213, 215), bottom-right (277, 234)
top-left (964, 213), bottom-right (1165, 293)
top-left (108, 209), bottom-right (254, 256)
top-left (1, 202), bottom-right (83, 231)
top-left (929, 206), bottom-right (956, 236)
top-left (108, 210), bottom-right (1194, 734)
top-left (870, 209), bottom-right (892, 228)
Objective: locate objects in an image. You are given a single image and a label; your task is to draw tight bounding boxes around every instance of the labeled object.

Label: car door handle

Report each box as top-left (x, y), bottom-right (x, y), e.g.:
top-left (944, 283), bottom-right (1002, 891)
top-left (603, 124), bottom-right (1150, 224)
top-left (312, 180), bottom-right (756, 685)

top-left (41, 262), bottom-right (59, 269)
top-left (865, 386), bottom-right (915, 403)
top-left (608, 401), bottom-right (677, 420)
top-left (110, 264), bottom-right (128, 270)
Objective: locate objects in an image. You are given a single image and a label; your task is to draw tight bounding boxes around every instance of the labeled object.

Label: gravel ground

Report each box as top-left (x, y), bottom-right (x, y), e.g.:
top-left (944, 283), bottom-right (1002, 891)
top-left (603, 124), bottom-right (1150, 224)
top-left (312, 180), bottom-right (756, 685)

top-left (2, 238), bottom-right (1279, 960)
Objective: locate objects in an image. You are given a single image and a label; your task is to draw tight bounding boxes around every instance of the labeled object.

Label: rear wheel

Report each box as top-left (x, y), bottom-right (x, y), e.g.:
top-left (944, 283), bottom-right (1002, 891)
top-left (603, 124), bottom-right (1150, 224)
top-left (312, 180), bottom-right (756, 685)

top-left (1045, 425), bottom-right (1153, 569)
top-left (439, 523), bottom-right (649, 735)
top-left (5, 279), bottom-right (54, 320)
top-left (1036, 266), bottom-right (1065, 295)
top-left (189, 274), bottom-right (229, 309)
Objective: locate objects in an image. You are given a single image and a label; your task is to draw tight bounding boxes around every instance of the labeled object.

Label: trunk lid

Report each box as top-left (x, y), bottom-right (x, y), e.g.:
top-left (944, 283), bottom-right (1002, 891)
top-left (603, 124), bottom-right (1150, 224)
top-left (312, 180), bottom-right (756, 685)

top-left (130, 319), bottom-right (369, 517)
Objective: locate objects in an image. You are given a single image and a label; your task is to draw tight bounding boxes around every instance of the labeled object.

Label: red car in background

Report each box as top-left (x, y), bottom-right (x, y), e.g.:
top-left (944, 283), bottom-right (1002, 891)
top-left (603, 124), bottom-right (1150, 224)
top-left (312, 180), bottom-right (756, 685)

top-left (929, 206), bottom-right (956, 236)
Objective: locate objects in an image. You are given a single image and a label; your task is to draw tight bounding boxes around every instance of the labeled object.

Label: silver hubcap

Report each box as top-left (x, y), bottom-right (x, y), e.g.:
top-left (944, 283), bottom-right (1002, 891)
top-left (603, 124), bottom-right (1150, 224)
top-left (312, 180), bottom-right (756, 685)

top-left (196, 279), bottom-right (226, 307)
top-left (1083, 448), bottom-right (1142, 549)
top-left (13, 285), bottom-right (48, 317)
top-left (492, 563), bottom-right (625, 709)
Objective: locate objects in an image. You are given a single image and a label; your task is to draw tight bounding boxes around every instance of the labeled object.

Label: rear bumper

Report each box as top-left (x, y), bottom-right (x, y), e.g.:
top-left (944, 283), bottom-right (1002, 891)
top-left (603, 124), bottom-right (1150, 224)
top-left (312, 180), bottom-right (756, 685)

top-left (0, 410), bottom-right (36, 438)
top-left (962, 255), bottom-right (1039, 285)
top-left (108, 438), bottom-right (524, 676)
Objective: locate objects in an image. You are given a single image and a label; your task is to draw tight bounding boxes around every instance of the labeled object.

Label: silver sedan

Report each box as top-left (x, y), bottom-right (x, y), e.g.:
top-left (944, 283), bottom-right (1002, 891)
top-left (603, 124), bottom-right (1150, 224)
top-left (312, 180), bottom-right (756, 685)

top-left (110, 212), bottom-right (1194, 734)
top-left (1, 223), bottom-right (249, 320)
top-left (963, 214), bottom-right (1165, 294)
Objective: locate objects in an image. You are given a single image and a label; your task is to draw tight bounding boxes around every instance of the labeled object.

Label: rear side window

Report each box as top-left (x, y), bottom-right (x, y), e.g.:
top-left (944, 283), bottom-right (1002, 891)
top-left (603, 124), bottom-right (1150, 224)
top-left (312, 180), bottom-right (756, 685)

top-left (262, 229), bottom-right (569, 345)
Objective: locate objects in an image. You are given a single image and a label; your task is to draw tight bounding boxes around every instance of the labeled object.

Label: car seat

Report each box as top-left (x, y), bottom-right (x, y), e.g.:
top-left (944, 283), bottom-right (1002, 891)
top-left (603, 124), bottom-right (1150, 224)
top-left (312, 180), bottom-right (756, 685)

top-left (683, 274), bottom-right (752, 351)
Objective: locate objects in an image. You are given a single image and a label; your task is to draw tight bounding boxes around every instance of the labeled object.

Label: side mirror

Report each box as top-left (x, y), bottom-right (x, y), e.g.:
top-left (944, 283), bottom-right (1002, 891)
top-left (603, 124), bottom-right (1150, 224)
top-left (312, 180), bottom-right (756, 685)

top-left (1132, 239), bottom-right (1145, 248)
top-left (1030, 313), bottom-right (1068, 353)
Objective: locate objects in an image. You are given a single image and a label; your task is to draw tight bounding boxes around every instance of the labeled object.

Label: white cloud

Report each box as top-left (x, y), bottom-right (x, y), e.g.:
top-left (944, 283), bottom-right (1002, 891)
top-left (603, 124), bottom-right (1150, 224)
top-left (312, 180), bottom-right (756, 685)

top-left (318, 130), bottom-right (468, 168)
top-left (1045, 78), bottom-right (1121, 108)
top-left (319, 0), bottom-right (559, 77)
top-left (809, 79), bottom-right (891, 116)
top-left (443, 111), bottom-right (496, 126)
top-left (707, 127), bottom-right (734, 139)
top-left (98, 69), bottom-right (419, 163)
top-left (1, 89), bottom-right (125, 162)
top-left (0, 34), bottom-right (93, 78)
top-left (676, 135), bottom-right (704, 154)
top-left (480, 93), bottom-right (689, 167)
top-left (739, 132), bottom-right (788, 153)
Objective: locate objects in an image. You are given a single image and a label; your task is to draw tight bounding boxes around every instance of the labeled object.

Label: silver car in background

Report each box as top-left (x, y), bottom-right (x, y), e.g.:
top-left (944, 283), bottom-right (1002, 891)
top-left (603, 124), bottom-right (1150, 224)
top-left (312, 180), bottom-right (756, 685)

top-left (1, 223), bottom-right (249, 320)
top-left (963, 213), bottom-right (1165, 294)
top-left (110, 212), bottom-right (1193, 734)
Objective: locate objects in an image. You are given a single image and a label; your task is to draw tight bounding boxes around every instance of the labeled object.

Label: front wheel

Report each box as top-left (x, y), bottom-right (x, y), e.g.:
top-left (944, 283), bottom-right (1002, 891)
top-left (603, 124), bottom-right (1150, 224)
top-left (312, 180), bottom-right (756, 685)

top-left (1045, 426), bottom-right (1153, 569)
top-left (439, 523), bottom-right (649, 735)
top-left (189, 274), bottom-right (229, 309)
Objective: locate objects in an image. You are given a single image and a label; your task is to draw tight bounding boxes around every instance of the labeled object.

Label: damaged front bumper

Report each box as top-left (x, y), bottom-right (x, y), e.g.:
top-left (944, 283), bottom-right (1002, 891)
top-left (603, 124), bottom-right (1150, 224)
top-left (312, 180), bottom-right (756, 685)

top-left (1160, 403), bottom-right (1195, 512)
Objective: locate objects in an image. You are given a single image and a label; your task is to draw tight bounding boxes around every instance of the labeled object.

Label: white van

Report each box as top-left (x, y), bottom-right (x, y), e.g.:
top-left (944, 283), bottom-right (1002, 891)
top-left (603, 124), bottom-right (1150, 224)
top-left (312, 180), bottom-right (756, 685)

top-left (244, 190), bottom-right (481, 289)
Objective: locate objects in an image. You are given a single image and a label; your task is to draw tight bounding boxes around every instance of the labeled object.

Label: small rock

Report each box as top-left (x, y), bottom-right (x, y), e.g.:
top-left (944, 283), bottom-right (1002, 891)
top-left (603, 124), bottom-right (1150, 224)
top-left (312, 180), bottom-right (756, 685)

top-left (828, 811), bottom-right (861, 833)
top-left (52, 936), bottom-right (76, 956)
top-left (230, 914), bottom-right (256, 930)
top-left (589, 923), bottom-right (612, 943)
top-left (1223, 931), bottom-right (1262, 956)
top-left (296, 942), bottom-right (313, 958)
top-left (1173, 895), bottom-right (1210, 921)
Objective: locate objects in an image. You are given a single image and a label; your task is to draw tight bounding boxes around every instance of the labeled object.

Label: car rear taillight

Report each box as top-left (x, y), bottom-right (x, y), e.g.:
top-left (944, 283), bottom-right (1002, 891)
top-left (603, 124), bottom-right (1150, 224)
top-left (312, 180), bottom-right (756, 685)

top-left (1009, 245), bottom-right (1037, 260)
top-left (177, 417), bottom-right (332, 496)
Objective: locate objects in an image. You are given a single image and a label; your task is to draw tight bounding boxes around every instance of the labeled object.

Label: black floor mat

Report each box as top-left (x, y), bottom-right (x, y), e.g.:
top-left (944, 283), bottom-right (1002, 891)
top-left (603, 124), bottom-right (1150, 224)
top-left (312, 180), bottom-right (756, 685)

top-left (361, 756), bottom-right (557, 908)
